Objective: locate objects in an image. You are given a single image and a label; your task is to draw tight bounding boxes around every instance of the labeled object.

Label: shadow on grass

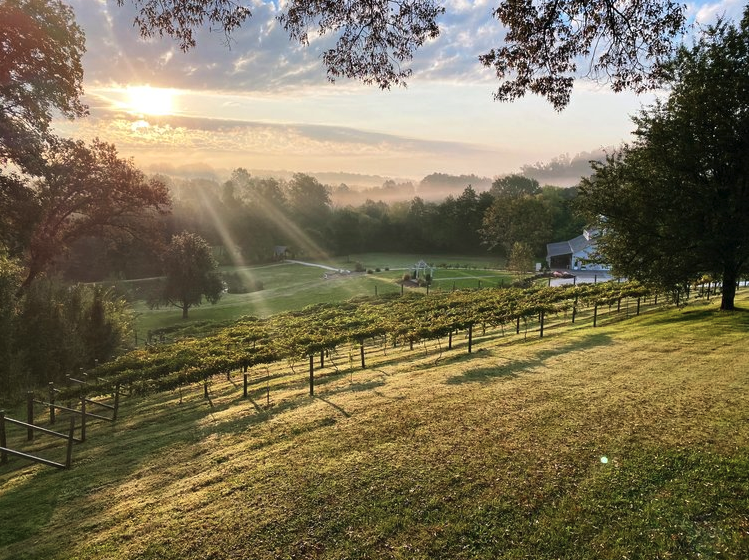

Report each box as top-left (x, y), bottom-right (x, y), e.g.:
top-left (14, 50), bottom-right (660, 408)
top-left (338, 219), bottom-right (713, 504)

top-left (638, 304), bottom-right (749, 333)
top-left (446, 332), bottom-right (612, 385)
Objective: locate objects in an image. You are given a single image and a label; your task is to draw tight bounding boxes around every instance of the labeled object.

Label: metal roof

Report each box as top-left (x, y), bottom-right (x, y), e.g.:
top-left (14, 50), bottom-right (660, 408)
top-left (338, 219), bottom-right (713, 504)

top-left (546, 233), bottom-right (594, 258)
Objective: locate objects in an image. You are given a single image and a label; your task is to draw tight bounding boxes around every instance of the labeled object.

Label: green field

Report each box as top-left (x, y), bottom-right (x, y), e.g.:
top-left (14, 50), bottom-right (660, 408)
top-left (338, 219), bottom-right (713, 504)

top-left (1, 292), bottom-right (747, 559)
top-left (129, 253), bottom-right (519, 336)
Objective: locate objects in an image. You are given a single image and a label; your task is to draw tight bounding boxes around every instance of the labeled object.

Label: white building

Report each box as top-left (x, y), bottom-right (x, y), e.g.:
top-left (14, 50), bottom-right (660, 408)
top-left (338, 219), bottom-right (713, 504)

top-left (546, 228), bottom-right (610, 270)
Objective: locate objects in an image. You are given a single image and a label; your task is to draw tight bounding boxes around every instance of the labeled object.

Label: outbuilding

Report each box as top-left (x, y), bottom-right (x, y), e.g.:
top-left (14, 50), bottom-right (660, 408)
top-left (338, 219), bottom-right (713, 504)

top-left (546, 228), bottom-right (609, 270)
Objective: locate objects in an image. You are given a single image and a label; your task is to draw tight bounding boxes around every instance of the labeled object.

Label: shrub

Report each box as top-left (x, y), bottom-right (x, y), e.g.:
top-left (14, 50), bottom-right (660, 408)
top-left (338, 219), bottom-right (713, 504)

top-left (354, 262), bottom-right (365, 272)
top-left (402, 273), bottom-right (412, 282)
top-left (222, 272), bottom-right (264, 294)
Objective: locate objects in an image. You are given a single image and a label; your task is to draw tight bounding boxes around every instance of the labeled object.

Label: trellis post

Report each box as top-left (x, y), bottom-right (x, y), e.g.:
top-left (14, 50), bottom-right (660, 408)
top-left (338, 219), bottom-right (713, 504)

top-left (539, 310), bottom-right (545, 338)
top-left (309, 354), bottom-right (314, 396)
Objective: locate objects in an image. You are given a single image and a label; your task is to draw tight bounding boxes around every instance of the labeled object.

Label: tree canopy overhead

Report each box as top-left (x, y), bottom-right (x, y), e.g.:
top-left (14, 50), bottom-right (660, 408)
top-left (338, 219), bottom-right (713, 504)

top-left (579, 9), bottom-right (749, 310)
top-left (118, 0), bottom-right (687, 109)
top-left (0, 0), bottom-right (87, 171)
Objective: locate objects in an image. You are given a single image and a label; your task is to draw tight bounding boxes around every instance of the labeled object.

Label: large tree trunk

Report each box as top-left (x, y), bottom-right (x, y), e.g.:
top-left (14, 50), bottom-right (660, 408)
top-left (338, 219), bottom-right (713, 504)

top-left (181, 304), bottom-right (189, 319)
top-left (721, 266), bottom-right (738, 311)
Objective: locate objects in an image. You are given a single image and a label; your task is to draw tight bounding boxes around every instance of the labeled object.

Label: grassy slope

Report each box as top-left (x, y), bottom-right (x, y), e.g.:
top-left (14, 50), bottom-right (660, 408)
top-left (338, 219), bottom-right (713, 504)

top-left (1, 295), bottom-right (748, 559)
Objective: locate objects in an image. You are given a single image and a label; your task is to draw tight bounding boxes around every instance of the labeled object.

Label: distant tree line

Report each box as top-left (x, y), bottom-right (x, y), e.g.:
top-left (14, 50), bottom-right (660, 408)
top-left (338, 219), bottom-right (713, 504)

top-left (55, 171), bottom-right (586, 281)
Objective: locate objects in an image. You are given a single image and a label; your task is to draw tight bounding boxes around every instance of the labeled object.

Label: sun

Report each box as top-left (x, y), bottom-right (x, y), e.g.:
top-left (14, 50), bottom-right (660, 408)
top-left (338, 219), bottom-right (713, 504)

top-left (125, 85), bottom-right (175, 116)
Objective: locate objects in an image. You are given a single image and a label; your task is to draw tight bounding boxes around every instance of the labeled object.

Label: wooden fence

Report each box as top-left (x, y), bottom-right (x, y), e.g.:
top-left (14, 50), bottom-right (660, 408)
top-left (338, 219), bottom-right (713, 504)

top-left (0, 381), bottom-right (121, 471)
top-left (0, 411), bottom-right (76, 470)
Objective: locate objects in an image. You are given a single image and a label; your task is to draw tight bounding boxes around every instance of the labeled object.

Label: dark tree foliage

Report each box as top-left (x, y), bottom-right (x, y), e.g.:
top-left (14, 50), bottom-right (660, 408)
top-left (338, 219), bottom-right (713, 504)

top-left (13, 139), bottom-right (170, 291)
top-left (579, 11), bottom-right (749, 310)
top-left (0, 0), bottom-right (87, 171)
top-left (490, 174), bottom-right (541, 198)
top-left (119, 0), bottom-right (686, 108)
top-left (481, 195), bottom-right (552, 257)
top-left (4, 278), bottom-right (133, 392)
top-left (480, 0), bottom-right (685, 109)
top-left (153, 232), bottom-right (223, 319)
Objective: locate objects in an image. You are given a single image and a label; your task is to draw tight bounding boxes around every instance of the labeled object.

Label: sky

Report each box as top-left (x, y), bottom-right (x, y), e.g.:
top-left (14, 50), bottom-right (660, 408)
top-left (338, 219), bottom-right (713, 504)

top-left (52, 0), bottom-right (746, 184)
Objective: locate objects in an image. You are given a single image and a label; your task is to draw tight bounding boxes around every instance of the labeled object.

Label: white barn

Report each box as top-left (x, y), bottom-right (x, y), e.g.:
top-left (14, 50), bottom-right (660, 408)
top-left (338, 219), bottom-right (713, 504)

top-left (546, 228), bottom-right (609, 270)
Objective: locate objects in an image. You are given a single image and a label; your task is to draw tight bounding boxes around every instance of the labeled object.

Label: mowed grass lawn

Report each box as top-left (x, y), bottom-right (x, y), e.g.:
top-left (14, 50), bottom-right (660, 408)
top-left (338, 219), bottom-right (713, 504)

top-left (2, 293), bottom-right (748, 559)
top-left (131, 253), bottom-right (517, 335)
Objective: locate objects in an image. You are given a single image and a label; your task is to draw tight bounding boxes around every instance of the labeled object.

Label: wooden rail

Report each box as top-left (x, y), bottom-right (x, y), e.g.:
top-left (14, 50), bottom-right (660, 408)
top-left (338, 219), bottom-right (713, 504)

top-left (0, 411), bottom-right (76, 470)
top-left (28, 383), bottom-right (120, 444)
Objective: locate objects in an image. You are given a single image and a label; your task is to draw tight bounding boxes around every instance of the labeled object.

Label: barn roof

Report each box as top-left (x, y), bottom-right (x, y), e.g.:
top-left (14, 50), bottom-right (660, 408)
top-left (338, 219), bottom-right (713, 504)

top-left (546, 234), bottom-right (594, 258)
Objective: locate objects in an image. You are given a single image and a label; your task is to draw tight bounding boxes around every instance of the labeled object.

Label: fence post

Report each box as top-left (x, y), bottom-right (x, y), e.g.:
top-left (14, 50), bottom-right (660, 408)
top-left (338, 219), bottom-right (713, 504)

top-left (26, 391), bottom-right (34, 441)
top-left (516, 316), bottom-right (520, 335)
top-left (467, 324), bottom-right (473, 354)
top-left (539, 310), bottom-right (545, 338)
top-left (637, 297), bottom-right (641, 316)
top-left (593, 303), bottom-right (598, 327)
top-left (80, 394), bottom-right (87, 443)
top-left (113, 383), bottom-right (120, 422)
top-left (360, 340), bottom-right (366, 369)
top-left (309, 354), bottom-right (314, 397)
top-left (48, 382), bottom-right (56, 424)
top-left (572, 296), bottom-right (578, 324)
top-left (65, 416), bottom-right (75, 469)
top-left (243, 373), bottom-right (248, 398)
top-left (320, 350), bottom-right (325, 369)
top-left (448, 330), bottom-right (453, 350)
top-left (0, 410), bottom-right (6, 465)
top-left (204, 378), bottom-right (209, 399)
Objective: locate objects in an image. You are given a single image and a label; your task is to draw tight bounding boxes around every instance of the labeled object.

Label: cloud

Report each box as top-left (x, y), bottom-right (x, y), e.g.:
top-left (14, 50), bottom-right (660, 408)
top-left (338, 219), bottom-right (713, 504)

top-left (688, 0), bottom-right (745, 25)
top-left (52, 109), bottom-right (502, 178)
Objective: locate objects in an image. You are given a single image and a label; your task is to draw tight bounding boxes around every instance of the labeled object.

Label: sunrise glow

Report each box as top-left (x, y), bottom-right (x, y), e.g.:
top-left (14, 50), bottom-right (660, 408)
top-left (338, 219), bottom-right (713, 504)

top-left (125, 86), bottom-right (175, 116)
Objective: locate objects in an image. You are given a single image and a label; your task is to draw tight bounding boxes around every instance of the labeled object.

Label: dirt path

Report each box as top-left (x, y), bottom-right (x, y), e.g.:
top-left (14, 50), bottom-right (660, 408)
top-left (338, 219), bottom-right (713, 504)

top-left (285, 260), bottom-right (351, 273)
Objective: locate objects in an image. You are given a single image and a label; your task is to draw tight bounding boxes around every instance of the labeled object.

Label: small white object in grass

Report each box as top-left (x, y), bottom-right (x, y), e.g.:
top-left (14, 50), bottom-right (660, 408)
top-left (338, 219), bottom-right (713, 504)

top-left (600, 456), bottom-right (609, 464)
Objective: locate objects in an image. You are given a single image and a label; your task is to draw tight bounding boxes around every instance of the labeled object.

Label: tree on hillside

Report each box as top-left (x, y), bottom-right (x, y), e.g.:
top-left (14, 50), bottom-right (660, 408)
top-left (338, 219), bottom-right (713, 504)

top-left (481, 176), bottom-right (552, 256)
top-left (579, 11), bottom-right (749, 310)
top-left (9, 138), bottom-right (170, 291)
top-left (118, 0), bottom-right (686, 109)
top-left (152, 232), bottom-right (223, 319)
top-left (508, 242), bottom-right (535, 277)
